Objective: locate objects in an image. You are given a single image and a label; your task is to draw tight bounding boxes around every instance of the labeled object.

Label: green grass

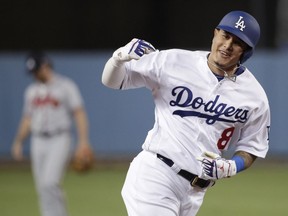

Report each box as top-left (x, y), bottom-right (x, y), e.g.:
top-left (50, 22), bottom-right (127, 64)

top-left (0, 164), bottom-right (128, 216)
top-left (197, 163), bottom-right (288, 216)
top-left (64, 166), bottom-right (128, 216)
top-left (0, 162), bottom-right (287, 216)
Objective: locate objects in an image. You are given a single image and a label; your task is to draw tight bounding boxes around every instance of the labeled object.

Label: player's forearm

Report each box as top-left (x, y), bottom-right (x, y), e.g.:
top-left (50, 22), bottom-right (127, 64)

top-left (73, 107), bottom-right (90, 145)
top-left (14, 116), bottom-right (31, 143)
top-left (232, 151), bottom-right (257, 171)
top-left (102, 57), bottom-right (126, 89)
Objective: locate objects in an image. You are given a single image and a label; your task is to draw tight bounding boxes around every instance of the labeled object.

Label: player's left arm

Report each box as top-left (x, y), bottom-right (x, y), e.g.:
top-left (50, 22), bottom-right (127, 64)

top-left (232, 150), bottom-right (257, 170)
top-left (73, 107), bottom-right (93, 156)
top-left (197, 150), bottom-right (257, 180)
top-left (70, 106), bottom-right (95, 172)
top-left (198, 103), bottom-right (270, 180)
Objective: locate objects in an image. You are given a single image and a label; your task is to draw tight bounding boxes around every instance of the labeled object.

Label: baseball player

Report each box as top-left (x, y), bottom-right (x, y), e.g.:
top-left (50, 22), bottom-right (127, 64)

top-left (11, 52), bottom-right (93, 216)
top-left (102, 11), bottom-right (270, 216)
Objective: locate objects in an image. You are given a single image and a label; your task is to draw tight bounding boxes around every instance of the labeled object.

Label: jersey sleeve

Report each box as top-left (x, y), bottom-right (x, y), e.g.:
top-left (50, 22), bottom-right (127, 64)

top-left (64, 79), bottom-right (84, 111)
top-left (22, 86), bottom-right (34, 116)
top-left (121, 50), bottom-right (165, 90)
top-left (235, 99), bottom-right (271, 158)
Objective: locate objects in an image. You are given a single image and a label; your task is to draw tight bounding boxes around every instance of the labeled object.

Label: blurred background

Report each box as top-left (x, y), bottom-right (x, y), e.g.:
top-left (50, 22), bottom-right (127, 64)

top-left (1, 0), bottom-right (288, 161)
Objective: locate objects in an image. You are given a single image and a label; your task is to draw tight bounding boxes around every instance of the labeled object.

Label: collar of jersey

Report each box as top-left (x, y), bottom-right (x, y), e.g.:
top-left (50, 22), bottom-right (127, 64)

top-left (213, 65), bottom-right (246, 82)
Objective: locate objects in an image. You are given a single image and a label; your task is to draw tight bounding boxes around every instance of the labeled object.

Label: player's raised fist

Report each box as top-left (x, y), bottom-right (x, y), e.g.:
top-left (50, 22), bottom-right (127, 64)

top-left (113, 38), bottom-right (156, 62)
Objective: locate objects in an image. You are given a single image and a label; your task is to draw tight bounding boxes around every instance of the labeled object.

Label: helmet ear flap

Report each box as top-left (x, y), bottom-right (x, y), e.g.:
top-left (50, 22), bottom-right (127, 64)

top-left (241, 48), bottom-right (253, 63)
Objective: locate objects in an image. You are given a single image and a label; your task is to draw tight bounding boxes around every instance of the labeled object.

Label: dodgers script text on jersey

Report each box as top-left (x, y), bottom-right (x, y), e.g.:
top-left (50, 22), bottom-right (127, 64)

top-left (170, 86), bottom-right (249, 125)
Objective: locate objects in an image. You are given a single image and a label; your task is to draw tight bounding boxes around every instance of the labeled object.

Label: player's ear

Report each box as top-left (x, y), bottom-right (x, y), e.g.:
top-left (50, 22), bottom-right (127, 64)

top-left (214, 28), bottom-right (219, 36)
top-left (211, 29), bottom-right (219, 42)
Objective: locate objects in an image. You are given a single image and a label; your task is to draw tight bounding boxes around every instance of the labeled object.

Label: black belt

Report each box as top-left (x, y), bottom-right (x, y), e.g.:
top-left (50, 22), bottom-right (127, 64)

top-left (34, 129), bottom-right (68, 138)
top-left (157, 154), bottom-right (212, 189)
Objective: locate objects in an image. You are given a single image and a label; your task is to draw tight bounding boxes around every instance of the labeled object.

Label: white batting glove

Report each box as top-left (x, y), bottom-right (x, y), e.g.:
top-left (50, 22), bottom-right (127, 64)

top-left (197, 151), bottom-right (237, 180)
top-left (112, 38), bottom-right (156, 62)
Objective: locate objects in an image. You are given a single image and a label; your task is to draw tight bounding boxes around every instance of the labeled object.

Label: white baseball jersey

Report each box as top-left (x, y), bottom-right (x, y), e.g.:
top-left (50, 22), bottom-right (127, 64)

top-left (23, 73), bottom-right (83, 134)
top-left (121, 49), bottom-right (270, 175)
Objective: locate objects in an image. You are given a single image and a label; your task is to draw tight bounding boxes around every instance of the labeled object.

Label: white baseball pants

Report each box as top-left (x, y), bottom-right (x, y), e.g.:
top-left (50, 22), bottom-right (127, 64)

top-left (121, 150), bottom-right (207, 216)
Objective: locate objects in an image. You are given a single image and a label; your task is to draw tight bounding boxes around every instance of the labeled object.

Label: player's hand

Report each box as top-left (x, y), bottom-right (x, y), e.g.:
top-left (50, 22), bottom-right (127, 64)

top-left (113, 38), bottom-right (156, 62)
top-left (72, 143), bottom-right (95, 173)
top-left (197, 151), bottom-right (237, 180)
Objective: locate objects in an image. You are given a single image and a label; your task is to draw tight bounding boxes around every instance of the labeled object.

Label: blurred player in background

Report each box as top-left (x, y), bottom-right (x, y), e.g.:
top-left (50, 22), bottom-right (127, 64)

top-left (11, 52), bottom-right (93, 216)
top-left (102, 11), bottom-right (270, 216)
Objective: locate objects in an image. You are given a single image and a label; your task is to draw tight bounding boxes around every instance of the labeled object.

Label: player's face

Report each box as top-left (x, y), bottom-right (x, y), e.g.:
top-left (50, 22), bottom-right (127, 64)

top-left (209, 29), bottom-right (247, 71)
top-left (33, 64), bottom-right (52, 83)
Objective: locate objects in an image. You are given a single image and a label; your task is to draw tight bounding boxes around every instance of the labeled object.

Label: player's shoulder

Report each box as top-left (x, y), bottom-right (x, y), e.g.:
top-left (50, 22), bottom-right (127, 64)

top-left (162, 48), bottom-right (208, 56)
top-left (159, 49), bottom-right (209, 61)
top-left (25, 84), bottom-right (35, 96)
top-left (240, 67), bottom-right (269, 103)
top-left (241, 67), bottom-right (263, 87)
top-left (54, 73), bottom-right (70, 81)
top-left (54, 73), bottom-right (77, 86)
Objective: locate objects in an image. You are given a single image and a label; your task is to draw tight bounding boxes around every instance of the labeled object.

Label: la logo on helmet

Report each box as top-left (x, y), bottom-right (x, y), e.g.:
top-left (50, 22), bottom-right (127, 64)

top-left (235, 16), bottom-right (246, 31)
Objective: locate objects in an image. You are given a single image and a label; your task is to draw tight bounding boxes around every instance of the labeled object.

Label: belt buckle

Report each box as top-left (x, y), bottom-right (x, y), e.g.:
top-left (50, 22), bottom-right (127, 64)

top-left (190, 176), bottom-right (199, 187)
top-left (42, 132), bottom-right (51, 137)
top-left (190, 177), bottom-right (215, 188)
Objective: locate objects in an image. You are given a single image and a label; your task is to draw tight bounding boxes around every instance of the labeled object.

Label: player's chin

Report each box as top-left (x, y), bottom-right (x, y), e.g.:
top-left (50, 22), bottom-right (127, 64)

top-left (216, 56), bottom-right (237, 68)
top-left (217, 53), bottom-right (231, 63)
top-left (215, 59), bottom-right (230, 69)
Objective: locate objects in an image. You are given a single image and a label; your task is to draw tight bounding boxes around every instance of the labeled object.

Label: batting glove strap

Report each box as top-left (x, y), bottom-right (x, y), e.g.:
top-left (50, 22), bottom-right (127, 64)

top-left (197, 151), bottom-right (237, 180)
top-left (113, 38), bottom-right (156, 62)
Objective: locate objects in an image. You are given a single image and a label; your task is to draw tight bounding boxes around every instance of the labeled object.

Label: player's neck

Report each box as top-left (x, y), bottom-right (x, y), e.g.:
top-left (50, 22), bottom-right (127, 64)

top-left (207, 55), bottom-right (239, 82)
top-left (36, 70), bottom-right (54, 83)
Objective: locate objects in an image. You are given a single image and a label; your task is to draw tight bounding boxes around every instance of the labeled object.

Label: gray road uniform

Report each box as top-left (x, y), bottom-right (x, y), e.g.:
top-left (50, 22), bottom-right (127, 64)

top-left (23, 73), bottom-right (83, 216)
